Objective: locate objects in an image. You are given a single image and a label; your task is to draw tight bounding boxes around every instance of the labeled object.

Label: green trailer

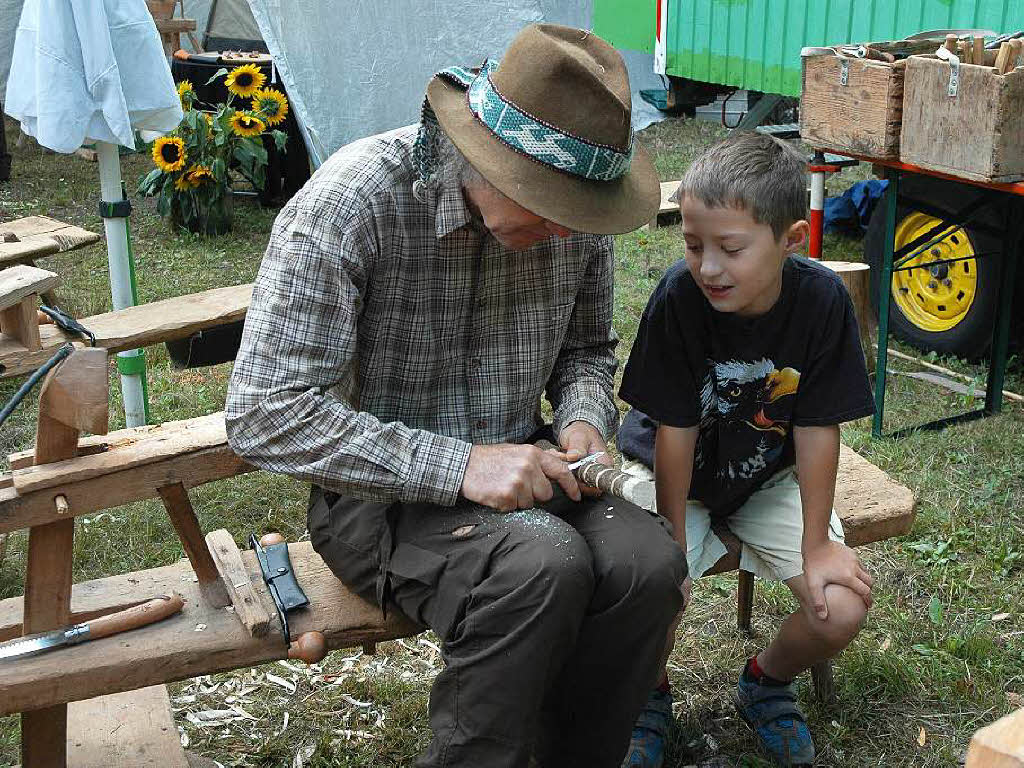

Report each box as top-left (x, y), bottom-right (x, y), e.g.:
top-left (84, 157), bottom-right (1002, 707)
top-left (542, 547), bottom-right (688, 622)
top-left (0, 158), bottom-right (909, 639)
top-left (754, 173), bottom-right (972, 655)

top-left (595, 1), bottom-right (1024, 359)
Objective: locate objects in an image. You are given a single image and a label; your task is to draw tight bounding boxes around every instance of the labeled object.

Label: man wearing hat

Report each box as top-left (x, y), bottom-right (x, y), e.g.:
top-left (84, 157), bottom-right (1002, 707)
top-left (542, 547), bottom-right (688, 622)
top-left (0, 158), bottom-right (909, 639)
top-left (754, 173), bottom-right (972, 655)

top-left (227, 23), bottom-right (686, 768)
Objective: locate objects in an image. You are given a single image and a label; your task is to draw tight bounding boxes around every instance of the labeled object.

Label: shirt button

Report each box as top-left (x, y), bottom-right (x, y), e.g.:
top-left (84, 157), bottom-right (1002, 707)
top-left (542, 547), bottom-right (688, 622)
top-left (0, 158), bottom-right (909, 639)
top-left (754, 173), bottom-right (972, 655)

top-left (474, 418), bottom-right (487, 430)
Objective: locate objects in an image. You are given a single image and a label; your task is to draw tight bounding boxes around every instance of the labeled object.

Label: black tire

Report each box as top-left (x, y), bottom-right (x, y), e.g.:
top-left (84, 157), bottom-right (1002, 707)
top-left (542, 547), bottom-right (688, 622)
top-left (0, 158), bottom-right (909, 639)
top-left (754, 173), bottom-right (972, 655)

top-left (864, 174), bottom-right (1011, 359)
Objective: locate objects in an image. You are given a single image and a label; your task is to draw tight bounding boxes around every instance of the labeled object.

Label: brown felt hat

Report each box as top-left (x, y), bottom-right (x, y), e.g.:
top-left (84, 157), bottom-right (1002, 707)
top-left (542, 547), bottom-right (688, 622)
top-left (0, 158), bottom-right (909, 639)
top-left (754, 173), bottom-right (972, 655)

top-left (426, 24), bottom-right (660, 235)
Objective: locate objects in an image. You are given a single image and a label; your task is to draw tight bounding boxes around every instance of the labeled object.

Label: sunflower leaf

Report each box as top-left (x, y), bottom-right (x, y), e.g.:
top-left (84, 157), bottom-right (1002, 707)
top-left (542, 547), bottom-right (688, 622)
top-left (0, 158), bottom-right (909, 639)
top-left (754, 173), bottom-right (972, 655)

top-left (212, 158), bottom-right (226, 183)
top-left (205, 67), bottom-right (229, 86)
top-left (138, 168), bottom-right (162, 195)
top-left (272, 130), bottom-right (287, 152)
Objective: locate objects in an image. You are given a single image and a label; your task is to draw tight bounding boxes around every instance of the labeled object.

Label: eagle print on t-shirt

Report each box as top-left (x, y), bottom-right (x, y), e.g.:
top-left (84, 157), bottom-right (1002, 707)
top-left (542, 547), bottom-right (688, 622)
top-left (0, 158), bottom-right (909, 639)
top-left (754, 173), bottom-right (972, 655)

top-left (696, 357), bottom-right (801, 482)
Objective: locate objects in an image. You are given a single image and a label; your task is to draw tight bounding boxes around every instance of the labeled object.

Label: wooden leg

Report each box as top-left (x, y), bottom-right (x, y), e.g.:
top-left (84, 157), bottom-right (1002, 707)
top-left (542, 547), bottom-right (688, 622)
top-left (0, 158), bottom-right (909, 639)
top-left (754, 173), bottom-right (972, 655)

top-left (737, 569), bottom-right (755, 633)
top-left (811, 659), bottom-right (835, 702)
top-left (157, 483), bottom-right (230, 608)
top-left (21, 518), bottom-right (75, 768)
top-left (0, 294), bottom-right (42, 351)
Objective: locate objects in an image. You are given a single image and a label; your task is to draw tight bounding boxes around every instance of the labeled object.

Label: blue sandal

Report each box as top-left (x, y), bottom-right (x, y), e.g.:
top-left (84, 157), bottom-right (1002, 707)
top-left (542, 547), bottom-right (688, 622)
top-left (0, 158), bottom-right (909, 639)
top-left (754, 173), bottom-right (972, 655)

top-left (734, 675), bottom-right (815, 766)
top-left (621, 688), bottom-right (673, 768)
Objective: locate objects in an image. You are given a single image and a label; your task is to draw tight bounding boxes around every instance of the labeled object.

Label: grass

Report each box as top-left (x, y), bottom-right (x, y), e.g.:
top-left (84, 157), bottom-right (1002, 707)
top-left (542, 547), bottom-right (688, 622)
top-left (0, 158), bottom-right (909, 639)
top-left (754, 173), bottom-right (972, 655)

top-left (1, 115), bottom-right (1022, 767)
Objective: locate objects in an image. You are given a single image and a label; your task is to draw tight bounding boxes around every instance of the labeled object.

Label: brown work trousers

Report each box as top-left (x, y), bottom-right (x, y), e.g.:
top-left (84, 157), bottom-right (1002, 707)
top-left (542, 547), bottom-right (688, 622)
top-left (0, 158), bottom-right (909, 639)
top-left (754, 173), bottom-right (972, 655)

top-left (308, 484), bottom-right (686, 768)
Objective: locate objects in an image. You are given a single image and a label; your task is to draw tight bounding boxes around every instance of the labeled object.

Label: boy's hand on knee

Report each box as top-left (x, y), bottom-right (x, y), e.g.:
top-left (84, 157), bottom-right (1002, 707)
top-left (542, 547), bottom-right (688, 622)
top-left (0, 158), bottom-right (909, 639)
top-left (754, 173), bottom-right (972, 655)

top-left (802, 541), bottom-right (873, 620)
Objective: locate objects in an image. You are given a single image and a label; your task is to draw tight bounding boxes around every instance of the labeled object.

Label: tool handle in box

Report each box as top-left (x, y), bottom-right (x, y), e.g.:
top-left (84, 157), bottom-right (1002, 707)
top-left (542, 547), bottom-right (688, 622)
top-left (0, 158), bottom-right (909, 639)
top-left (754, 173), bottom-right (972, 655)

top-left (87, 594), bottom-right (185, 640)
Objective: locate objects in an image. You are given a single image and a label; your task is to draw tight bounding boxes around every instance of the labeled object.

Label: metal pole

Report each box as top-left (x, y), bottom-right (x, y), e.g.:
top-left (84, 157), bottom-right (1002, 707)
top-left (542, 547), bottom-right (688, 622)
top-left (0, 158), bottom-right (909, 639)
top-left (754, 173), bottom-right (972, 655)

top-left (808, 152), bottom-right (826, 259)
top-left (872, 171), bottom-right (899, 438)
top-left (96, 141), bottom-right (148, 427)
top-left (985, 196), bottom-right (1021, 415)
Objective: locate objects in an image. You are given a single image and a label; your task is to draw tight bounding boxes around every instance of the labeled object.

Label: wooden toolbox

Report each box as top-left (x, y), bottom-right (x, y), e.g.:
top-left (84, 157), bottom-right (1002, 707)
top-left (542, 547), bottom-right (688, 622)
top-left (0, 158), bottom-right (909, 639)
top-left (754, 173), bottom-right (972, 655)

top-left (800, 50), bottom-right (907, 159)
top-left (900, 54), bottom-right (1024, 182)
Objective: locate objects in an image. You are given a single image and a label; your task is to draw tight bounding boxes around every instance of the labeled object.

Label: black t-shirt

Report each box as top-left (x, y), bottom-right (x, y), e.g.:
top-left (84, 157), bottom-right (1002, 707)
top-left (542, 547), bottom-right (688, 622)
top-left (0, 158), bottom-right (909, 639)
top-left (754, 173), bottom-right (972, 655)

top-left (618, 256), bottom-right (875, 517)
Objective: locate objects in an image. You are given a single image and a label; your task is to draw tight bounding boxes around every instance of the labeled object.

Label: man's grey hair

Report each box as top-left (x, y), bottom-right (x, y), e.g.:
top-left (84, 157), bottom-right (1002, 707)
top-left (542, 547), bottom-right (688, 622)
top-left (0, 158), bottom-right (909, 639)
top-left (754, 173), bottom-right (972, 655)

top-left (672, 132), bottom-right (807, 239)
top-left (436, 130), bottom-right (489, 190)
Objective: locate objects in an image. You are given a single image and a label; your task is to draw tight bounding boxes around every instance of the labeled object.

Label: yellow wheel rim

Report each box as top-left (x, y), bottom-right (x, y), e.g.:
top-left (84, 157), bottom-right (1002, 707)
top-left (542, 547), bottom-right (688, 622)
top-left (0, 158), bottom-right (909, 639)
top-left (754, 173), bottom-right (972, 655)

top-left (891, 212), bottom-right (977, 332)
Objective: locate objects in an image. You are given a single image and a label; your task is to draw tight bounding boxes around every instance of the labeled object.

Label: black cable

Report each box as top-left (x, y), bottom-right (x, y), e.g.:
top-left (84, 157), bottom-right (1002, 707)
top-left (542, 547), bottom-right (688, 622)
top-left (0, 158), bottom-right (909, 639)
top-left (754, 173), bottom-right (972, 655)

top-left (0, 343), bottom-right (74, 427)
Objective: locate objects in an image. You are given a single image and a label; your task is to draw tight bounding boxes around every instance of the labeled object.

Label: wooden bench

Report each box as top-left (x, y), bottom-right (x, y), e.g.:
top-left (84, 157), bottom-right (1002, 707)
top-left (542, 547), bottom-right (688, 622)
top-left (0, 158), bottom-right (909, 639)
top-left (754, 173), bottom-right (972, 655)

top-left (0, 216), bottom-right (100, 270)
top-left (0, 282), bottom-right (252, 378)
top-left (0, 408), bottom-right (915, 718)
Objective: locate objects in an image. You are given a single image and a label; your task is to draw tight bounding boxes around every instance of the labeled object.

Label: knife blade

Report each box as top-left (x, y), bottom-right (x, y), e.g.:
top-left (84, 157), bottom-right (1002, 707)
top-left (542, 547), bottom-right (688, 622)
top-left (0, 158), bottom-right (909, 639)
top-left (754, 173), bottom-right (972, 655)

top-left (0, 594), bottom-right (184, 662)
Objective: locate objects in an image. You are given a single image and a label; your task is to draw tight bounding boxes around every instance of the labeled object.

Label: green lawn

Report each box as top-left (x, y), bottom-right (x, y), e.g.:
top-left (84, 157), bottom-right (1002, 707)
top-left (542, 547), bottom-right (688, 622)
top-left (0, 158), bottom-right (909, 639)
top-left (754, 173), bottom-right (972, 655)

top-left (1, 115), bottom-right (1022, 767)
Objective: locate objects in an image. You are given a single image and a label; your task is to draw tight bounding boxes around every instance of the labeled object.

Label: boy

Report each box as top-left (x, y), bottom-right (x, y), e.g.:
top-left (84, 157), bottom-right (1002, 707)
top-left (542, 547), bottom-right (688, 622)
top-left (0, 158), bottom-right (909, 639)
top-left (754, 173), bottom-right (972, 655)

top-left (618, 132), bottom-right (875, 767)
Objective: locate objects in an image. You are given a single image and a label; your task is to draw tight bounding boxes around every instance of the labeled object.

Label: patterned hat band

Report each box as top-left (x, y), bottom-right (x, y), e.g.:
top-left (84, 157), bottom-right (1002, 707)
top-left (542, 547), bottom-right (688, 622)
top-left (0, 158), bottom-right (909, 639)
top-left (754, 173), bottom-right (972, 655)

top-left (439, 60), bottom-right (633, 183)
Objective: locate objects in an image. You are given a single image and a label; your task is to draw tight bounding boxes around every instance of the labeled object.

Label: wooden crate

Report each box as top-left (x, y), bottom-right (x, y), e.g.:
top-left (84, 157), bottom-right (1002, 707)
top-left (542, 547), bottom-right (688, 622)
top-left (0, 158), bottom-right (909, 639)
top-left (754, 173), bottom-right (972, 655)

top-left (801, 53), bottom-right (906, 158)
top-left (901, 55), bottom-right (1024, 182)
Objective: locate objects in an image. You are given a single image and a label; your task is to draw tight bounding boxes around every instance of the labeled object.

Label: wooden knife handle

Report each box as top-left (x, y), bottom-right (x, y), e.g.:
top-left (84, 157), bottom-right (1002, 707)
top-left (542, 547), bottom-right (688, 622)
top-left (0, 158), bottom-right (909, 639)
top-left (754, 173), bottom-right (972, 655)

top-left (87, 594), bottom-right (185, 640)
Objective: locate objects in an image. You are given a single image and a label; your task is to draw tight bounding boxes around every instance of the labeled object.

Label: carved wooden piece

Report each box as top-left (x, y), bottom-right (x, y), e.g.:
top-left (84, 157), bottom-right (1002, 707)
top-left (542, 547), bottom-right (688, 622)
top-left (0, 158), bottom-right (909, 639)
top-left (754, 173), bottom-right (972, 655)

top-left (801, 55), bottom-right (906, 158)
top-left (0, 296), bottom-right (42, 351)
top-left (157, 483), bottom-right (230, 607)
top-left (0, 283), bottom-right (252, 378)
top-left (965, 707), bottom-right (1024, 767)
top-left (22, 348), bottom-right (108, 768)
top-left (0, 265), bottom-right (59, 312)
top-left (0, 541), bottom-right (421, 715)
top-left (901, 57), bottom-right (1024, 182)
top-left (205, 529), bottom-right (272, 637)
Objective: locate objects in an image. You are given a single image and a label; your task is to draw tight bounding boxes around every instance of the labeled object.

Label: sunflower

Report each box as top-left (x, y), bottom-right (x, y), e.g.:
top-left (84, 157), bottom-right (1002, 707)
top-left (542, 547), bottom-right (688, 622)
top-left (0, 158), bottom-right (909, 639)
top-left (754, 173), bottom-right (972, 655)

top-left (225, 64), bottom-right (266, 98)
top-left (173, 174), bottom-right (193, 192)
top-left (229, 112), bottom-right (266, 138)
top-left (152, 136), bottom-right (186, 172)
top-left (176, 79), bottom-right (195, 108)
top-left (251, 88), bottom-right (289, 126)
top-left (187, 164), bottom-right (214, 186)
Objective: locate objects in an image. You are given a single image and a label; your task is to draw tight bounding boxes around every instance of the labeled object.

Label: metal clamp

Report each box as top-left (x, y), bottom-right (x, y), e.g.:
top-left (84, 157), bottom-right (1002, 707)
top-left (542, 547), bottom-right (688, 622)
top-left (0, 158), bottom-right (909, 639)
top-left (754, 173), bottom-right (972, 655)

top-left (839, 59), bottom-right (849, 86)
top-left (936, 46), bottom-right (961, 96)
top-left (98, 199), bottom-right (132, 219)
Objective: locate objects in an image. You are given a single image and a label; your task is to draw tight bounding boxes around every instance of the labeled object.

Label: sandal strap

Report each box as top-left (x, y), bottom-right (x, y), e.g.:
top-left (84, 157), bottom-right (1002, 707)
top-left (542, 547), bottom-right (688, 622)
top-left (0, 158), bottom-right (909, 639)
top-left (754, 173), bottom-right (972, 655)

top-left (743, 683), bottom-right (807, 731)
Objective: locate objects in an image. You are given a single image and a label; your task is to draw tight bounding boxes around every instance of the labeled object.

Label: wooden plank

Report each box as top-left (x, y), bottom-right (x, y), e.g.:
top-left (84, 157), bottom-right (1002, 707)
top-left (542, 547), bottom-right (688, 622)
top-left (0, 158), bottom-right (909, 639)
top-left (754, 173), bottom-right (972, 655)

top-left (0, 444), bottom-right (254, 535)
top-left (206, 529), bottom-right (271, 637)
top-left (13, 413), bottom-right (228, 494)
top-left (0, 216), bottom-right (100, 267)
top-left (158, 483), bottom-right (231, 608)
top-left (66, 685), bottom-right (188, 768)
top-left (0, 542), bottom-right (421, 716)
top-left (0, 264), bottom-right (59, 312)
top-left (0, 283), bottom-right (252, 379)
top-left (153, 18), bottom-right (196, 33)
top-left (965, 707), bottom-right (1024, 767)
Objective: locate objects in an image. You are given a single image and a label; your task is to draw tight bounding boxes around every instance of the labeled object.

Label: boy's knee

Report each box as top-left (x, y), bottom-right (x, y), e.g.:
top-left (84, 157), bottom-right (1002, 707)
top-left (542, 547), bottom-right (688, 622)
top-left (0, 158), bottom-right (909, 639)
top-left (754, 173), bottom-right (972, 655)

top-left (815, 583), bottom-right (868, 645)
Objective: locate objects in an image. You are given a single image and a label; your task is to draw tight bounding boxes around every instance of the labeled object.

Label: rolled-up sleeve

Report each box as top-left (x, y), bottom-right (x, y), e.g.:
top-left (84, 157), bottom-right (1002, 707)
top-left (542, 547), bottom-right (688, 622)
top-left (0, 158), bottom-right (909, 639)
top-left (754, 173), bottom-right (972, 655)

top-left (546, 235), bottom-right (620, 440)
top-left (225, 194), bottom-right (471, 506)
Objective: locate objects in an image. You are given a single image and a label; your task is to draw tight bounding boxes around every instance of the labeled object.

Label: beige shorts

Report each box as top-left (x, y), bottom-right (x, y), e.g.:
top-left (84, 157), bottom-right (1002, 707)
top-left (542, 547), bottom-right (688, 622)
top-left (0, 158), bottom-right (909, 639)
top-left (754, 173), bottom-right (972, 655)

top-left (621, 461), bottom-right (845, 583)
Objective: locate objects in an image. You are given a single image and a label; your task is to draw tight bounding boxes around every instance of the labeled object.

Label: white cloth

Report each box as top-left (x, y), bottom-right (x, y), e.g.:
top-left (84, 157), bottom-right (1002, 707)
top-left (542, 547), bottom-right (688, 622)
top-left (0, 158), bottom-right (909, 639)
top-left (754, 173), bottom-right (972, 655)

top-left (4, 0), bottom-right (183, 153)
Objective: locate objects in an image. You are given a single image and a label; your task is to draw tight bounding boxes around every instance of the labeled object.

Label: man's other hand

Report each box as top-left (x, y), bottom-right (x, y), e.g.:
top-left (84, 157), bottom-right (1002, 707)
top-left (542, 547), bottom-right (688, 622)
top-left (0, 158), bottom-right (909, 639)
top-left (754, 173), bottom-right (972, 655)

top-left (461, 443), bottom-right (581, 511)
top-left (558, 420), bottom-right (613, 497)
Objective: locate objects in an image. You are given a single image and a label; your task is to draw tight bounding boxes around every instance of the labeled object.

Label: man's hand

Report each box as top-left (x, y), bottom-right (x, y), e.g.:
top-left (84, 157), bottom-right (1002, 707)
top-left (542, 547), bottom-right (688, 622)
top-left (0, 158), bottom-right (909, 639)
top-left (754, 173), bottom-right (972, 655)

top-left (558, 420), bottom-right (612, 497)
top-left (802, 540), bottom-right (873, 620)
top-left (461, 443), bottom-right (581, 511)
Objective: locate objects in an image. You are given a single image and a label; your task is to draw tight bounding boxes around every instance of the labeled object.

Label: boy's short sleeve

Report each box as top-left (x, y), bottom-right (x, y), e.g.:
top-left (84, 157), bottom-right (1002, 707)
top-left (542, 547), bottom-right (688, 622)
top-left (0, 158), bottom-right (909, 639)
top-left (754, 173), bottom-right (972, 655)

top-left (619, 267), bottom-right (702, 428)
top-left (791, 276), bottom-right (875, 426)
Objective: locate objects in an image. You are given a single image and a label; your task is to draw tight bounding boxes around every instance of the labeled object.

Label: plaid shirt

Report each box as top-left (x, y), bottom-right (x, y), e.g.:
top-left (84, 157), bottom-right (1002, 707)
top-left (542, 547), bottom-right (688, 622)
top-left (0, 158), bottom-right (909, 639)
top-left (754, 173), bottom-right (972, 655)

top-left (226, 125), bottom-right (619, 506)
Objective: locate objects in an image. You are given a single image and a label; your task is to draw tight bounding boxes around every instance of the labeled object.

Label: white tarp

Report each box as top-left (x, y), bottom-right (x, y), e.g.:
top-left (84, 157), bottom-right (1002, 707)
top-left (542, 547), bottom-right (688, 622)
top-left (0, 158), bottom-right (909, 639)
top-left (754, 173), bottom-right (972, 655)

top-left (5, 0), bottom-right (182, 152)
top-left (1, 0), bottom-right (664, 165)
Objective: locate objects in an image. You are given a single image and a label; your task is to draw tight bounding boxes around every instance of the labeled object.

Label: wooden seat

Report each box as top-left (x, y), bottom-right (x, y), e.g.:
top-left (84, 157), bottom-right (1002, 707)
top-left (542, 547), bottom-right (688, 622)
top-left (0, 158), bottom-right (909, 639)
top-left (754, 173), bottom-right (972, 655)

top-left (0, 265), bottom-right (58, 353)
top-left (0, 216), bottom-right (100, 270)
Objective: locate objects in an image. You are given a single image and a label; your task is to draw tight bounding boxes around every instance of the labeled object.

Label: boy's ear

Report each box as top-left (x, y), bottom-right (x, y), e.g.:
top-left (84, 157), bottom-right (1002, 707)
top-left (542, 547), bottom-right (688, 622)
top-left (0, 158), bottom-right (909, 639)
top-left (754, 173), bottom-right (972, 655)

top-left (784, 219), bottom-right (810, 254)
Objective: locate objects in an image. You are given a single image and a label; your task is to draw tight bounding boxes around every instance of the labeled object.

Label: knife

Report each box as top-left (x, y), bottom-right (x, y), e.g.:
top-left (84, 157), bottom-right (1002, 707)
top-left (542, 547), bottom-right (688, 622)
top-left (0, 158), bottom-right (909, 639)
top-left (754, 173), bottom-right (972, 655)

top-left (0, 594), bottom-right (185, 661)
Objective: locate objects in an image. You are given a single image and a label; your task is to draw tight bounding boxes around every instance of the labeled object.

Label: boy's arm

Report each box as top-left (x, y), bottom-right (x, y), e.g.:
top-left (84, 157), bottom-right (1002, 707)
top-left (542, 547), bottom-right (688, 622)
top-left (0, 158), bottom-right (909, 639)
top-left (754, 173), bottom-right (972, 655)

top-left (655, 425), bottom-right (697, 603)
top-left (793, 424), bottom-right (873, 620)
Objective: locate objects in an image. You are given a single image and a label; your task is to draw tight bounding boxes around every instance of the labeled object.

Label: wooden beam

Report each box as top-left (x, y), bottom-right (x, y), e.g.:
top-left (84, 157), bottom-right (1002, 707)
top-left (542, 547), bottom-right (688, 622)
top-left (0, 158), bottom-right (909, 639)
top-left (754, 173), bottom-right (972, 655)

top-left (0, 296), bottom-right (42, 351)
top-left (66, 685), bottom-right (188, 768)
top-left (22, 348), bottom-right (107, 768)
top-left (14, 414), bottom-right (227, 494)
top-left (206, 529), bottom-right (271, 636)
top-left (157, 483), bottom-right (230, 608)
top-left (0, 283), bottom-right (252, 379)
top-left (0, 541), bottom-right (421, 716)
top-left (966, 707), bottom-right (1024, 767)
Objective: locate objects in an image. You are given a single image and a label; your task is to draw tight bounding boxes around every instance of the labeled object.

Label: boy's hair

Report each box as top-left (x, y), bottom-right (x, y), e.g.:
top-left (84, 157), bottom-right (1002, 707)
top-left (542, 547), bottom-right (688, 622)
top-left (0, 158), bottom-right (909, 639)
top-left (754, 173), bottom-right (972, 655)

top-left (672, 132), bottom-right (807, 239)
